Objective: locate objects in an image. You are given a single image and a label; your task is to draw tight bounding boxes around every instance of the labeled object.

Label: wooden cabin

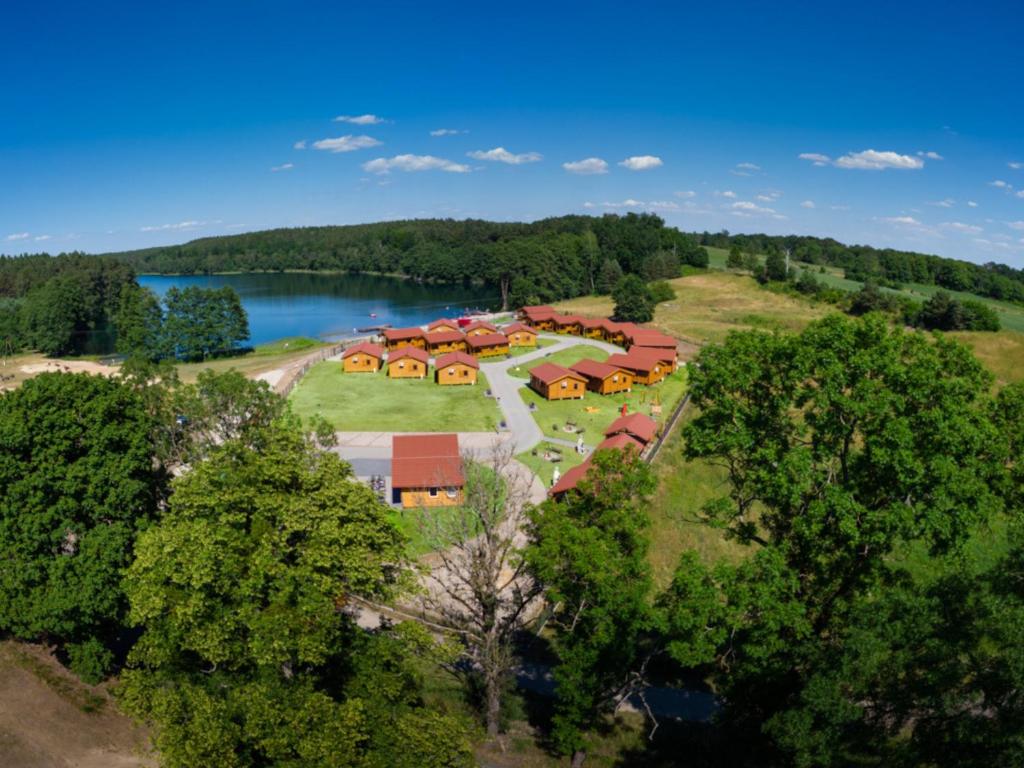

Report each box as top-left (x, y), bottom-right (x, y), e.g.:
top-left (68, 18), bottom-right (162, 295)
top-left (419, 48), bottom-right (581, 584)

top-left (383, 327), bottom-right (427, 351)
top-left (391, 434), bottom-right (464, 508)
top-left (522, 307), bottom-right (556, 331)
top-left (425, 330), bottom-right (467, 355)
top-left (631, 344), bottom-right (677, 372)
top-left (502, 322), bottom-right (538, 347)
top-left (466, 333), bottom-right (510, 358)
top-left (550, 460), bottom-right (592, 500)
top-left (549, 431), bottom-right (646, 499)
top-left (464, 320), bottom-right (498, 337)
top-left (600, 319), bottom-right (629, 346)
top-left (519, 304), bottom-right (553, 321)
top-left (579, 318), bottom-right (605, 339)
top-left (596, 433), bottom-right (646, 453)
top-left (529, 362), bottom-right (587, 401)
top-left (386, 347), bottom-right (430, 379)
top-left (342, 342), bottom-right (384, 373)
top-left (553, 314), bottom-right (583, 335)
top-left (606, 349), bottom-right (671, 385)
top-left (603, 412), bottom-right (658, 445)
top-left (569, 359), bottom-right (634, 395)
top-left (428, 318), bottom-right (461, 334)
top-left (435, 351), bottom-right (479, 386)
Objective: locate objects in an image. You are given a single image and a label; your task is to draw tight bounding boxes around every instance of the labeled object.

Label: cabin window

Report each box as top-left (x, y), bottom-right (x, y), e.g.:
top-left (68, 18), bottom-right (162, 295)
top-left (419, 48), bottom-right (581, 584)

top-left (612, 374), bottom-right (619, 382)
top-left (655, 366), bottom-right (661, 373)
top-left (561, 381), bottom-right (568, 389)
top-left (445, 487), bottom-right (458, 499)
top-left (399, 361), bottom-right (406, 369)
top-left (429, 487), bottom-right (439, 498)
top-left (461, 369), bottom-right (468, 377)
top-left (448, 367), bottom-right (455, 374)
top-left (352, 356), bottom-right (360, 364)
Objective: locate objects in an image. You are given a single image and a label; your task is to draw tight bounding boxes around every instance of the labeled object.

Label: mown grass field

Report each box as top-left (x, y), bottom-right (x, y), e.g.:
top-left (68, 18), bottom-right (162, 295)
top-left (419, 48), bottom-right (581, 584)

top-left (175, 336), bottom-right (328, 382)
top-left (518, 367), bottom-right (688, 447)
top-left (289, 360), bottom-right (501, 431)
top-left (507, 343), bottom-right (610, 378)
top-left (515, 440), bottom-right (587, 487)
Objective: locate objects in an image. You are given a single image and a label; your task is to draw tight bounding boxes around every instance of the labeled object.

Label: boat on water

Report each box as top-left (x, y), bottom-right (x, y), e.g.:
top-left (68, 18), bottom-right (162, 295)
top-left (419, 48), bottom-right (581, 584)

top-left (356, 323), bottom-right (392, 333)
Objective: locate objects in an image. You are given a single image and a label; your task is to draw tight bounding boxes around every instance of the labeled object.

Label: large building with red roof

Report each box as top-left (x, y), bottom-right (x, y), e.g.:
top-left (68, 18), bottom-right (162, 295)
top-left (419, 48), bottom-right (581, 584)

top-left (391, 434), bottom-right (464, 508)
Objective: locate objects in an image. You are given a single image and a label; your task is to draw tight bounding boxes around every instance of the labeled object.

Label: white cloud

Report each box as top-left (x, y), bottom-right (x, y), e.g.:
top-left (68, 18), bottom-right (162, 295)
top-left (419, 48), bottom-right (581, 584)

top-left (1017, 190), bottom-right (1024, 199)
top-left (918, 151), bottom-right (944, 160)
top-left (467, 147), bottom-right (542, 165)
top-left (361, 154), bottom-right (470, 174)
top-left (941, 221), bottom-right (983, 234)
top-left (674, 190), bottom-right (696, 199)
top-left (562, 157), bottom-right (609, 175)
top-left (5, 232), bottom-right (29, 241)
top-left (293, 140), bottom-right (307, 150)
top-left (881, 216), bottom-right (922, 226)
top-left (1009, 162), bottom-right (1023, 170)
top-left (834, 149), bottom-right (924, 170)
top-left (929, 198), bottom-right (955, 208)
top-left (618, 155), bottom-right (663, 171)
top-left (990, 180), bottom-right (1012, 189)
top-left (334, 114), bottom-right (385, 125)
top-left (799, 152), bottom-right (831, 166)
top-left (34, 234), bottom-right (51, 241)
top-left (312, 135), bottom-right (382, 153)
top-left (730, 201), bottom-right (777, 216)
top-left (800, 200), bottom-right (815, 208)
top-left (736, 162), bottom-right (760, 170)
top-left (585, 199), bottom-right (680, 212)
top-left (967, 201), bottom-right (979, 207)
top-left (717, 190), bottom-right (737, 199)
top-left (831, 205), bottom-right (851, 211)
top-left (1008, 221), bottom-right (1024, 231)
top-left (140, 220), bottom-right (204, 232)
top-left (430, 128), bottom-right (466, 137)
top-left (271, 163), bottom-right (294, 172)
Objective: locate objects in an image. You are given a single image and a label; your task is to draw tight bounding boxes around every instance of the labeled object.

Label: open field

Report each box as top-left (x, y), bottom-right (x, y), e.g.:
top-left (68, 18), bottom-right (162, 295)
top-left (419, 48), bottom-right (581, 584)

top-left (290, 360), bottom-right (501, 431)
top-left (518, 368), bottom-right (688, 447)
top-left (516, 441), bottom-right (587, 487)
top-left (506, 337), bottom-right (556, 357)
top-left (0, 641), bottom-right (153, 767)
top-left (174, 336), bottom-right (328, 383)
top-left (556, 272), bottom-right (832, 346)
top-left (507, 344), bottom-right (609, 378)
top-left (949, 329), bottom-right (1024, 386)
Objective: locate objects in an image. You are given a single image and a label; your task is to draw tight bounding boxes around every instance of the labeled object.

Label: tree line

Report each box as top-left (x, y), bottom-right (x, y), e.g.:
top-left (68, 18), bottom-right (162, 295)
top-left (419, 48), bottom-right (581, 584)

top-left (708, 229), bottom-right (1024, 304)
top-left (102, 214), bottom-right (710, 308)
top-left (2, 312), bottom-right (1022, 766)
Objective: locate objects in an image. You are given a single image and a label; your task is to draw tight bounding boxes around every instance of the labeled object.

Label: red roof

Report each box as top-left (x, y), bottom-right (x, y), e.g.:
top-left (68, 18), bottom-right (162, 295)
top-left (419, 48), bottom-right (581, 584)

top-left (579, 317), bottom-right (604, 329)
top-left (569, 358), bottom-right (627, 381)
top-left (388, 346), bottom-right (430, 364)
top-left (629, 332), bottom-right (677, 349)
top-left (383, 327), bottom-right (426, 342)
top-left (435, 351), bottom-right (479, 370)
top-left (502, 322), bottom-right (536, 335)
top-left (342, 342), bottom-right (384, 360)
top-left (600, 319), bottom-right (628, 334)
top-left (607, 348), bottom-right (673, 374)
top-left (604, 412), bottom-right (658, 444)
top-left (428, 318), bottom-right (460, 330)
top-left (553, 313), bottom-right (582, 326)
top-left (392, 434), bottom-right (464, 489)
top-left (530, 362), bottom-right (586, 386)
top-left (425, 330), bottom-right (465, 345)
top-left (466, 333), bottom-right (509, 349)
top-left (596, 433), bottom-right (645, 453)
top-left (465, 320), bottom-right (498, 333)
top-left (550, 460), bottom-right (592, 496)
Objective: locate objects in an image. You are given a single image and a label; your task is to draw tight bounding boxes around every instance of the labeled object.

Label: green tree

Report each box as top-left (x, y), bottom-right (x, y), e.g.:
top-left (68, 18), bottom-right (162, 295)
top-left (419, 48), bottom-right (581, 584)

top-left (120, 423), bottom-right (469, 767)
top-left (680, 314), bottom-right (1004, 764)
top-left (19, 276), bottom-right (87, 356)
top-left (0, 373), bottom-right (162, 680)
top-left (596, 258), bottom-right (623, 294)
top-left (163, 285), bottom-right (250, 361)
top-left (527, 449), bottom-right (657, 767)
top-left (917, 289), bottom-right (965, 330)
top-left (612, 274), bottom-right (655, 323)
top-left (726, 244), bottom-right (744, 270)
top-left (647, 279), bottom-right (676, 304)
top-left (114, 284), bottom-right (166, 360)
top-left (763, 250), bottom-right (788, 282)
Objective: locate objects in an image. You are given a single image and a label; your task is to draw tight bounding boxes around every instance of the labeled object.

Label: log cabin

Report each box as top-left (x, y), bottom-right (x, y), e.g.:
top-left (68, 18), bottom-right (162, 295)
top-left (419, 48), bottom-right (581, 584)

top-left (391, 434), bottom-right (464, 508)
top-left (579, 317), bottom-right (605, 339)
top-left (428, 318), bottom-right (461, 334)
top-left (435, 351), bottom-right (479, 385)
top-left (606, 349), bottom-right (671, 385)
top-left (386, 347), bottom-right (430, 379)
top-left (464, 320), bottom-right (498, 337)
top-left (465, 332), bottom-right (510, 358)
top-left (529, 362), bottom-right (587, 400)
top-left (383, 327), bottom-right (427, 351)
top-left (603, 412), bottom-right (658, 444)
top-left (600, 319), bottom-right (629, 346)
top-left (552, 314), bottom-right (583, 335)
top-left (425, 330), bottom-right (467, 355)
top-left (342, 342), bottom-right (384, 373)
top-left (569, 359), bottom-right (634, 395)
top-left (502, 322), bottom-right (538, 347)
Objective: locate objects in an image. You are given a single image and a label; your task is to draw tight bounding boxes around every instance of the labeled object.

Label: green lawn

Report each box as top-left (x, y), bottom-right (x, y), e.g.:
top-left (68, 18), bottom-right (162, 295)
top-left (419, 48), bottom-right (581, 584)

top-left (289, 360), bottom-right (501, 431)
top-left (506, 337), bottom-right (557, 358)
top-left (518, 367), bottom-right (688, 447)
top-left (515, 441), bottom-right (587, 487)
top-left (175, 336), bottom-right (329, 383)
top-left (507, 344), bottom-right (611, 379)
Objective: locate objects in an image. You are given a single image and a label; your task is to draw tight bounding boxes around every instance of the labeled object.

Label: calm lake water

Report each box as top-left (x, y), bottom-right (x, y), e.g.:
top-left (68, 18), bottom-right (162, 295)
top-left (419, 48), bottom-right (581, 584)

top-left (139, 273), bottom-right (498, 347)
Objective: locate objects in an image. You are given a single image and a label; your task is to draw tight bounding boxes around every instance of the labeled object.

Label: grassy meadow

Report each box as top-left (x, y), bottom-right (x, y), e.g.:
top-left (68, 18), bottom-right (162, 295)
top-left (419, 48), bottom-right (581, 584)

top-left (507, 343), bottom-right (609, 378)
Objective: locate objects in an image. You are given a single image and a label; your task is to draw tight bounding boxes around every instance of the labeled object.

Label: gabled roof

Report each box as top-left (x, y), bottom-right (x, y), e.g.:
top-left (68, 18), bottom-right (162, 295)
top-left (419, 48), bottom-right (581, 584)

top-left (388, 346), bottom-right (430, 364)
top-left (550, 460), bottom-right (592, 496)
top-left (600, 319), bottom-right (628, 334)
top-left (425, 330), bottom-right (465, 345)
top-left (607, 348), bottom-right (673, 373)
top-left (579, 317), bottom-right (604, 329)
top-left (465, 320), bottom-right (498, 333)
top-left (428, 318), bottom-right (460, 330)
top-left (604, 412), bottom-right (658, 444)
top-left (383, 327), bottom-right (426, 342)
top-left (530, 362), bottom-right (587, 386)
top-left (342, 342), bottom-right (384, 359)
top-left (465, 333), bottom-right (509, 349)
top-left (628, 331), bottom-right (677, 349)
top-left (596, 433), bottom-right (646, 453)
top-left (435, 351), bottom-right (479, 370)
top-left (552, 313), bottom-right (582, 325)
top-left (502, 322), bottom-right (536, 335)
top-left (570, 358), bottom-right (629, 381)
top-left (392, 434), bottom-right (464, 489)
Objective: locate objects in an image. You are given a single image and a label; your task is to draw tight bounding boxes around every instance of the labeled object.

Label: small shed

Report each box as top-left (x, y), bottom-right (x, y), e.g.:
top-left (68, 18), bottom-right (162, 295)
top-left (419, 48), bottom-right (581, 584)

top-left (386, 347), bottom-right (430, 379)
top-left (435, 351), bottom-right (479, 386)
top-left (342, 342), bottom-right (384, 373)
top-left (569, 359), bottom-right (634, 395)
top-left (503, 322), bottom-right (538, 347)
top-left (391, 434), bottom-right (464, 508)
top-left (466, 333), bottom-right (510, 358)
top-left (529, 362), bottom-right (587, 400)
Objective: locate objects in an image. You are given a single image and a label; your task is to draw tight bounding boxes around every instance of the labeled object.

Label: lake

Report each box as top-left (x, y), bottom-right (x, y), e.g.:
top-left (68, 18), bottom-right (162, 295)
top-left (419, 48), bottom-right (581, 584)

top-left (139, 273), bottom-right (498, 346)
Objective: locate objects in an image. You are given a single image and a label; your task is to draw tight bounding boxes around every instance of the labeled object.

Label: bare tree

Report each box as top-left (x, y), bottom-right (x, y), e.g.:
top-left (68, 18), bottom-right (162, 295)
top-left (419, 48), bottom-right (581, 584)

top-left (413, 439), bottom-right (542, 740)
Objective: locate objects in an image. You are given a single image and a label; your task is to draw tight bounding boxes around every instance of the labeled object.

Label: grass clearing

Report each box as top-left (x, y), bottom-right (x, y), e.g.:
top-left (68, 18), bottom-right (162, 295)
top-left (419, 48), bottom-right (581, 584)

top-left (949, 329), bottom-right (1024, 386)
top-left (175, 336), bottom-right (328, 383)
top-left (290, 360), bottom-right (502, 431)
top-left (515, 441), bottom-right (587, 487)
top-left (507, 344), bottom-right (609, 379)
top-left (506, 337), bottom-right (557, 358)
top-left (519, 368), bottom-right (688, 447)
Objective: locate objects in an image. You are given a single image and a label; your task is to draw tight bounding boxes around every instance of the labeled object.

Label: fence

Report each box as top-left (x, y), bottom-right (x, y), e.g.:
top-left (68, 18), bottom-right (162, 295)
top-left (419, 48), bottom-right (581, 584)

top-left (644, 391), bottom-right (691, 463)
top-left (274, 340), bottom-right (353, 398)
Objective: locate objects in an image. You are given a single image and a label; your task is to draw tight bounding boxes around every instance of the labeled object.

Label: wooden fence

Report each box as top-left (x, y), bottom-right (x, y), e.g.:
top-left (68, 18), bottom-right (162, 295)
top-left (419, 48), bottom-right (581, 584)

top-left (273, 341), bottom-right (353, 398)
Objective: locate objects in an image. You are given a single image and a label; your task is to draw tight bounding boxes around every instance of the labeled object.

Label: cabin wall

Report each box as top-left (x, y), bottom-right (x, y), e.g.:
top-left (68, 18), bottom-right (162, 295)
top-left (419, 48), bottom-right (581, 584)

top-left (437, 365), bottom-right (477, 385)
top-left (400, 487), bottom-right (464, 508)
top-left (388, 360), bottom-right (428, 378)
top-left (343, 356), bottom-right (380, 373)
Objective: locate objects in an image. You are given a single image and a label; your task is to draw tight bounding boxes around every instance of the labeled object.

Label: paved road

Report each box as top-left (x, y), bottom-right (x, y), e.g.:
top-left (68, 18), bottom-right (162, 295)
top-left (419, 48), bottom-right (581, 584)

top-left (480, 333), bottom-right (622, 452)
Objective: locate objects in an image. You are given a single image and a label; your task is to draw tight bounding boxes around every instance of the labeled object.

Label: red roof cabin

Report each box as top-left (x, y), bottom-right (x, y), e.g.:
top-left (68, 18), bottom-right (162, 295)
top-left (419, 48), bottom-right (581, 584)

top-left (464, 320), bottom-right (498, 337)
top-left (465, 332), bottom-right (510, 358)
top-left (425, 329), bottom-right (467, 355)
top-left (391, 434), bottom-right (464, 508)
top-left (552, 314), bottom-right (583, 335)
top-left (569, 359), bottom-right (634, 395)
top-left (383, 327), bottom-right (427, 351)
top-left (428, 318), bottom-right (461, 334)
top-left (606, 348), bottom-right (673, 385)
top-left (529, 362), bottom-right (587, 400)
top-left (604, 412), bottom-right (658, 445)
top-left (386, 347), bottom-right (430, 379)
top-left (435, 351), bottom-right (479, 386)
top-left (596, 433), bottom-right (646, 453)
top-left (579, 317), bottom-right (605, 339)
top-left (342, 342), bottom-right (384, 373)
top-left (502, 322), bottom-right (538, 347)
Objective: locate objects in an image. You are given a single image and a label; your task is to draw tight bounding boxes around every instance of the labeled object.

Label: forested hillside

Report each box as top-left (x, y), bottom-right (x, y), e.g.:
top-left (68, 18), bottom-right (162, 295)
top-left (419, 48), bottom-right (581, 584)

top-left (104, 214), bottom-right (709, 308)
top-left (701, 230), bottom-right (1024, 304)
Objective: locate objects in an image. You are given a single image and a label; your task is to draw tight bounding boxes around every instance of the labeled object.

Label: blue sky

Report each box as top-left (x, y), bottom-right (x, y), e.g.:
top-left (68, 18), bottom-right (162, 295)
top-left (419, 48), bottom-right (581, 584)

top-left (3, 0), bottom-right (1024, 265)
